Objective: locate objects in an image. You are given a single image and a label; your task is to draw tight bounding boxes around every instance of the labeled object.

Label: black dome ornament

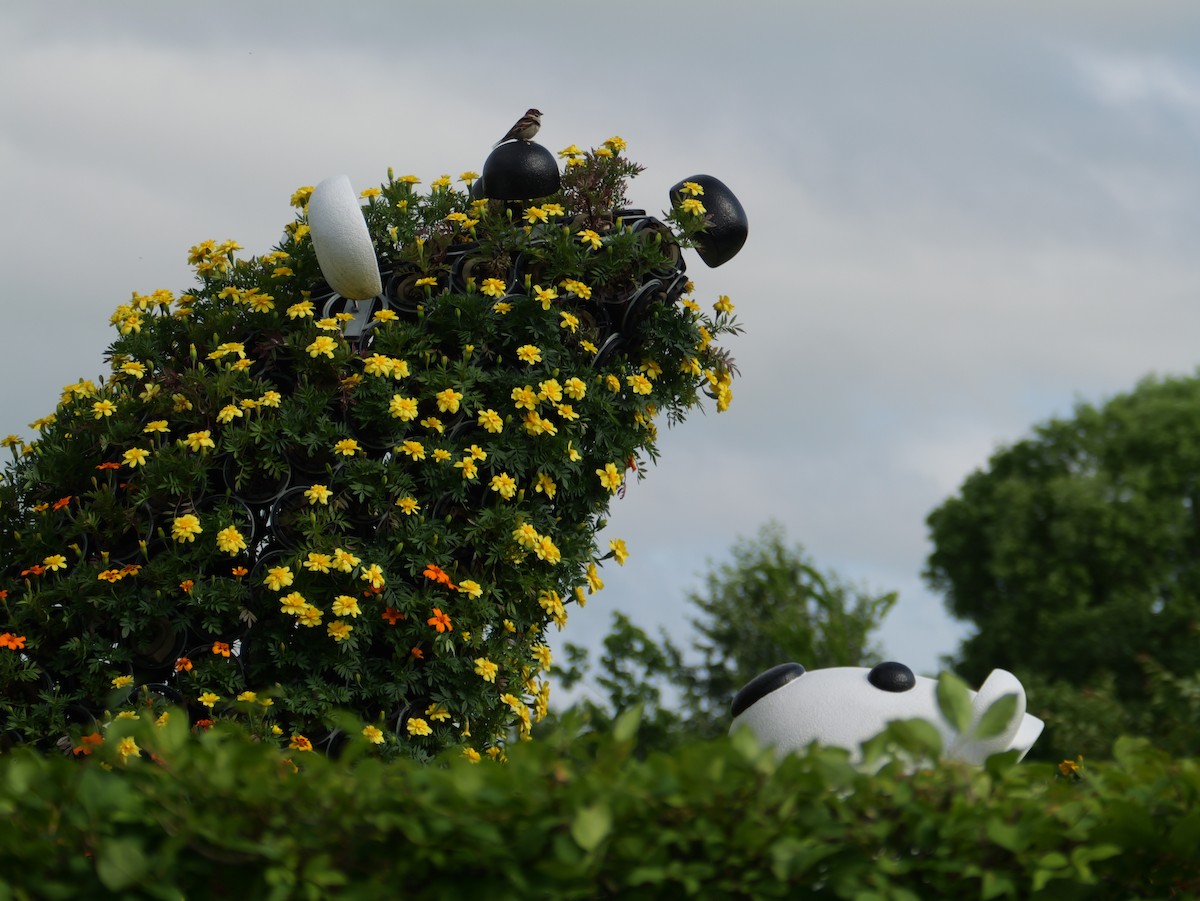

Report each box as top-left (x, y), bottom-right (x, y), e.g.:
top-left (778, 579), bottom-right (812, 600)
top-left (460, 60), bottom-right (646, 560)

top-left (669, 174), bottom-right (748, 268)
top-left (867, 661), bottom-right (916, 693)
top-left (480, 141), bottom-right (561, 201)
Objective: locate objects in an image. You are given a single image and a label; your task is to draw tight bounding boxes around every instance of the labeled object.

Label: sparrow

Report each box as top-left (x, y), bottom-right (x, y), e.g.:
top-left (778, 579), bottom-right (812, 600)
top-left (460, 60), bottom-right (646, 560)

top-left (494, 108), bottom-right (542, 147)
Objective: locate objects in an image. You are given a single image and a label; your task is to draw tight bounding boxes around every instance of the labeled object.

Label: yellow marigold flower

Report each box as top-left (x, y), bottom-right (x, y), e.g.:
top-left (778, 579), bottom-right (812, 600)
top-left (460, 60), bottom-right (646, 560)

top-left (373, 309), bottom-right (399, 323)
top-left (305, 484), bottom-right (332, 505)
top-left (474, 657), bottom-right (499, 682)
top-left (462, 747), bottom-right (482, 763)
top-left (604, 135), bottom-right (627, 152)
top-left (184, 430), bottom-right (216, 453)
top-left (516, 345), bottom-right (542, 365)
top-left (604, 374), bottom-right (621, 393)
top-left (577, 229), bottom-right (603, 250)
top-left (362, 725), bottom-right (385, 745)
top-left (287, 300), bottom-right (315, 319)
top-left (171, 514), bottom-right (203, 543)
top-left (534, 535), bottom-right (561, 564)
top-left (279, 592), bottom-right (308, 615)
top-left (556, 378), bottom-right (584, 402)
top-left (432, 448), bottom-right (451, 463)
top-left (458, 579), bottom-right (483, 599)
top-left (396, 496), bottom-right (420, 515)
top-left (139, 383), bottom-right (161, 402)
top-left (513, 523), bottom-right (539, 549)
top-left (304, 553), bottom-right (332, 573)
top-left (713, 294), bottom-right (734, 314)
top-left (478, 409), bottom-right (504, 433)
top-left (307, 335), bottom-right (338, 359)
top-left (531, 643), bottom-right (553, 670)
top-left (264, 566), bottom-right (294, 591)
top-left (538, 379), bottom-right (563, 404)
top-left (533, 285), bottom-right (558, 310)
top-left (556, 403), bottom-right (579, 422)
top-left (216, 404), bottom-right (243, 424)
top-left (92, 400), bottom-right (116, 419)
top-left (198, 692), bottom-right (220, 709)
top-left (420, 416), bottom-right (444, 434)
top-left (216, 526), bottom-right (246, 555)
top-left (398, 174), bottom-right (420, 185)
top-left (493, 301), bottom-right (512, 314)
top-left (425, 703), bottom-right (451, 722)
top-left (586, 562), bottom-right (604, 594)
top-left (111, 674), bottom-right (134, 689)
top-left (435, 387), bottom-right (463, 414)
top-left (119, 360), bottom-right (146, 379)
top-left (388, 395), bottom-right (418, 421)
top-left (297, 606), bottom-right (323, 628)
top-left (597, 462), bottom-right (624, 493)
top-left (680, 181), bottom-right (704, 197)
top-left (333, 548), bottom-right (361, 573)
top-left (360, 564), bottom-right (385, 590)
top-left (524, 206), bottom-right (548, 224)
top-left (609, 538), bottom-right (629, 565)
top-left (360, 187), bottom-right (382, 199)
top-left (594, 146), bottom-right (613, 159)
top-left (480, 278), bottom-right (507, 298)
top-left (627, 374), bottom-right (653, 395)
top-left (535, 472), bottom-right (557, 499)
top-left (490, 472), bottom-right (517, 499)
top-left (559, 311), bottom-right (579, 333)
top-left (363, 353), bottom-right (394, 377)
top-left (415, 276), bottom-right (438, 287)
top-left (155, 712), bottom-right (170, 728)
top-left (680, 198), bottom-right (706, 216)
top-left (459, 170), bottom-right (480, 183)
top-left (259, 390), bottom-right (282, 408)
top-left (116, 736), bottom-right (141, 762)
top-left (511, 386), bottom-right (538, 411)
top-left (400, 439), bottom-right (425, 461)
top-left (524, 411), bottom-right (557, 437)
top-left (558, 144), bottom-right (583, 158)
top-left (333, 438), bottom-right (360, 456)
top-left (290, 185), bottom-right (314, 207)
top-left (290, 734), bottom-right (314, 752)
top-left (407, 717), bottom-right (432, 737)
top-left (431, 174), bottom-right (451, 189)
top-left (327, 620), bottom-right (353, 642)
top-left (332, 595), bottom-right (361, 618)
top-left (560, 278), bottom-right (592, 300)
top-left (122, 447), bottom-right (150, 468)
top-left (455, 457), bottom-right (478, 480)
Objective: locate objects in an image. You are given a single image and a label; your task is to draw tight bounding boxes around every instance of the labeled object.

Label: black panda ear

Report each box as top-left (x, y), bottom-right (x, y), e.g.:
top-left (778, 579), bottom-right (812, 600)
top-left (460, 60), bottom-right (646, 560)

top-left (867, 661), bottom-right (916, 692)
top-left (730, 663), bottom-right (806, 718)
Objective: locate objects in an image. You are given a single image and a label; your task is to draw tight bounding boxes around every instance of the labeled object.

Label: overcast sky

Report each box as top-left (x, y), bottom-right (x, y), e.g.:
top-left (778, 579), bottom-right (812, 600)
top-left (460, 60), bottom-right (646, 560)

top-left (3, 1), bottom-right (1200, 698)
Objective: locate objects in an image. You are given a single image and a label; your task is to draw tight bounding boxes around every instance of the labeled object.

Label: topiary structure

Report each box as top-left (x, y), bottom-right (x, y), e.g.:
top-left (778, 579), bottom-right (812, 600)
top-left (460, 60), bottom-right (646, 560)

top-left (0, 136), bottom-right (745, 761)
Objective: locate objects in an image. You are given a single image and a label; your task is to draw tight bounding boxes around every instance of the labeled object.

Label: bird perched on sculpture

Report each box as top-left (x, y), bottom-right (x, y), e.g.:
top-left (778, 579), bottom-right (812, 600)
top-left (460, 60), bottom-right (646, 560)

top-left (494, 108), bottom-right (542, 146)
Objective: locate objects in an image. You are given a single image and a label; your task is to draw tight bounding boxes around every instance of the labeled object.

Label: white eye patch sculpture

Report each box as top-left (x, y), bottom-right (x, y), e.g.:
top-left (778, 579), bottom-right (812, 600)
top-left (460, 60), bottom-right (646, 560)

top-left (730, 662), bottom-right (1044, 765)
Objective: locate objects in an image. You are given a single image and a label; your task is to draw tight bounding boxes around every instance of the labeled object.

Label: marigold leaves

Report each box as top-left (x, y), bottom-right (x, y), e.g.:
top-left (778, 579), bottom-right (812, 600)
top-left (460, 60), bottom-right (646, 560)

top-left (975, 692), bottom-right (1019, 741)
top-left (95, 836), bottom-right (151, 892)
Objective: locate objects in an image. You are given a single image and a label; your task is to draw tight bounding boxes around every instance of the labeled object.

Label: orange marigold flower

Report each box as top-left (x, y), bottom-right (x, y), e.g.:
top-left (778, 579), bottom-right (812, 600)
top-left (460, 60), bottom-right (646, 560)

top-left (423, 564), bottom-right (454, 587)
top-left (0, 590), bottom-right (7, 600)
top-left (52, 496), bottom-right (72, 510)
top-left (20, 565), bottom-right (45, 577)
top-left (427, 608), bottom-right (452, 633)
top-left (212, 641), bottom-right (231, 657)
top-left (231, 566), bottom-right (249, 578)
top-left (95, 462), bottom-right (122, 471)
top-left (174, 657), bottom-right (193, 673)
top-left (411, 646), bottom-right (425, 659)
top-left (73, 732), bottom-right (103, 755)
top-left (193, 719), bottom-right (215, 730)
top-left (381, 607), bottom-right (402, 625)
top-left (0, 633), bottom-right (27, 650)
top-left (289, 734), bottom-right (314, 752)
top-left (180, 579), bottom-right (194, 594)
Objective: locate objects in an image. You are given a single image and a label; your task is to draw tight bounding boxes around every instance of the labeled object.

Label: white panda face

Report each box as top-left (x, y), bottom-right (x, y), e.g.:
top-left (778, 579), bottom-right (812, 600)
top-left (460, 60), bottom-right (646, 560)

top-left (729, 662), bottom-right (1044, 765)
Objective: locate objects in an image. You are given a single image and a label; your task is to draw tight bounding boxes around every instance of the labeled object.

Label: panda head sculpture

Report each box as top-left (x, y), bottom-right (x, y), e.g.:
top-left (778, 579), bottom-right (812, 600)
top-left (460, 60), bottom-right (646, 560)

top-left (729, 662), bottom-right (1044, 765)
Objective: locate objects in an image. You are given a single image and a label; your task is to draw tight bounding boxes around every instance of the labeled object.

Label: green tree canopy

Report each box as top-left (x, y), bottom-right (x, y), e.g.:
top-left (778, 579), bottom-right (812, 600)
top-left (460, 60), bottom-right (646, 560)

top-left (925, 373), bottom-right (1200, 757)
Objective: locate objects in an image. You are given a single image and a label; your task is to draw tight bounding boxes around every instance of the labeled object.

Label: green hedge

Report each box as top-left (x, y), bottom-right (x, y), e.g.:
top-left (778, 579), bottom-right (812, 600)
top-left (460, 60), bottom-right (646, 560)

top-left (1, 712), bottom-right (1197, 899)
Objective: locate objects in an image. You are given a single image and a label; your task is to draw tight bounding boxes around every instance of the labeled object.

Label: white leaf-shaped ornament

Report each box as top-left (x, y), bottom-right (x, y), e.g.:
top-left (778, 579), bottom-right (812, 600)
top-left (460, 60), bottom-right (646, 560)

top-left (307, 175), bottom-right (382, 300)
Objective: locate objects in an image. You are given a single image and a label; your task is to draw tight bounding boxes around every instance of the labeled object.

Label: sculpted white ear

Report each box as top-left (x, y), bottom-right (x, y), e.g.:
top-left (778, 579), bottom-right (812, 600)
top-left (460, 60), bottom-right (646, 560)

top-left (307, 175), bottom-right (383, 300)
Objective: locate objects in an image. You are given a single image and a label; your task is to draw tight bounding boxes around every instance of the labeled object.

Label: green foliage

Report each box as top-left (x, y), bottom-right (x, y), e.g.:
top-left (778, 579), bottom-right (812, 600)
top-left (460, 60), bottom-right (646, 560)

top-left (0, 139), bottom-right (740, 761)
top-left (0, 714), bottom-right (1197, 899)
top-left (926, 373), bottom-right (1200, 759)
top-left (555, 522), bottom-right (896, 749)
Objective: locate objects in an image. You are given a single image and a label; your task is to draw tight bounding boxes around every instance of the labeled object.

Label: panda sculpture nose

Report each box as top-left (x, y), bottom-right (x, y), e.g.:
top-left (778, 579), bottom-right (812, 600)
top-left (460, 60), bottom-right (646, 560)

top-left (867, 661), bottom-right (916, 692)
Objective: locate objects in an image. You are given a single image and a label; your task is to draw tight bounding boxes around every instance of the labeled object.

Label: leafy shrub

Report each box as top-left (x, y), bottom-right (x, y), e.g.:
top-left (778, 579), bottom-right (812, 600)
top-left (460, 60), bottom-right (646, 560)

top-left (0, 712), bottom-right (1196, 899)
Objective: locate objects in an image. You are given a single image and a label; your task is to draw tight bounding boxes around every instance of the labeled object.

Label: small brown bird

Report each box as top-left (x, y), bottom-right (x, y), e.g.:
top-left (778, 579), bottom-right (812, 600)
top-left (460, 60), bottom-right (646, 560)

top-left (494, 108), bottom-right (542, 146)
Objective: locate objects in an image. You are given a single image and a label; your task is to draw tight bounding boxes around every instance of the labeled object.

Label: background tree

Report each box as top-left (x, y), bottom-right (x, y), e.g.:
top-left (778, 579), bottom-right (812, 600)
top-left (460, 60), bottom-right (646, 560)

top-left (925, 373), bottom-right (1200, 759)
top-left (552, 521), bottom-right (897, 750)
